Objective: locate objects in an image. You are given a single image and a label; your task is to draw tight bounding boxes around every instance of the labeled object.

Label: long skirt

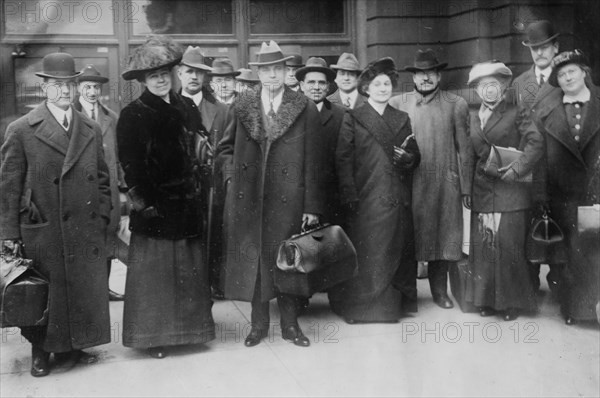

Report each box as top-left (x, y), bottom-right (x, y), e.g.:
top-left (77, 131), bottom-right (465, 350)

top-left (466, 210), bottom-right (537, 312)
top-left (122, 234), bottom-right (215, 348)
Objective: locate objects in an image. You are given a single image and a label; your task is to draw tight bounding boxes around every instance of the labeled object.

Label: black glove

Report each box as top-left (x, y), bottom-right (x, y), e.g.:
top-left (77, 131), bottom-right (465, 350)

top-left (534, 202), bottom-right (549, 218)
top-left (393, 146), bottom-right (415, 166)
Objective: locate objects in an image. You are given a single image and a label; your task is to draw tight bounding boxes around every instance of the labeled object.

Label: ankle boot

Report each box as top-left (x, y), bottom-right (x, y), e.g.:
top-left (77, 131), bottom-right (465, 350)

top-left (428, 261), bottom-right (454, 309)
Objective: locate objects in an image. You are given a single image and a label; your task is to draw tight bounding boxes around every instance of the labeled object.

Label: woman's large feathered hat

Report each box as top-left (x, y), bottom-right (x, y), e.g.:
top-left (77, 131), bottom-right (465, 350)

top-left (122, 35), bottom-right (183, 81)
top-left (548, 50), bottom-right (589, 87)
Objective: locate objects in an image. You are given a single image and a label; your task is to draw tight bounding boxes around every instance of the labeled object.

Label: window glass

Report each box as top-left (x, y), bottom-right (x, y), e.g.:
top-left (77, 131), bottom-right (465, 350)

top-left (4, 0), bottom-right (114, 35)
top-left (249, 0), bottom-right (344, 34)
top-left (130, 0), bottom-right (233, 35)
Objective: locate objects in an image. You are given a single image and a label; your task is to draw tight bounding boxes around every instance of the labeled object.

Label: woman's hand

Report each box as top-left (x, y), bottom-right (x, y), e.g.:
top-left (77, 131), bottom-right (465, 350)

top-left (302, 213), bottom-right (320, 227)
top-left (499, 165), bottom-right (518, 182)
top-left (393, 146), bottom-right (414, 165)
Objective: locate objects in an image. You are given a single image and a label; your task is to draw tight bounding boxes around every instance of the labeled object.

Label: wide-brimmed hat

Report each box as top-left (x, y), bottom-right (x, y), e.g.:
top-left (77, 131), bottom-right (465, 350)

top-left (122, 36), bottom-right (183, 81)
top-left (249, 41), bottom-right (294, 66)
top-left (330, 52), bottom-right (362, 72)
top-left (285, 53), bottom-right (304, 67)
top-left (35, 52), bottom-right (82, 79)
top-left (77, 64), bottom-right (109, 83)
top-left (180, 46), bottom-right (213, 72)
top-left (295, 57), bottom-right (336, 82)
top-left (358, 57), bottom-right (398, 96)
top-left (236, 68), bottom-right (260, 83)
top-left (467, 60), bottom-right (513, 85)
top-left (548, 50), bottom-right (589, 87)
top-left (208, 58), bottom-right (241, 77)
top-left (522, 20), bottom-right (559, 47)
top-left (404, 49), bottom-right (448, 72)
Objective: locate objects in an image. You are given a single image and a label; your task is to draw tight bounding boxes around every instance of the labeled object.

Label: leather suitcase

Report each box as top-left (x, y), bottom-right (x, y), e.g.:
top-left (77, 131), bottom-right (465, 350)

top-left (448, 257), bottom-right (478, 313)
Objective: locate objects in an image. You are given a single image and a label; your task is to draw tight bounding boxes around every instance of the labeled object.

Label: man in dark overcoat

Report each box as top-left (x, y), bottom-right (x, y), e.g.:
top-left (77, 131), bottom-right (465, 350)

top-left (0, 53), bottom-right (112, 377)
top-left (216, 40), bottom-right (324, 348)
top-left (73, 64), bottom-right (125, 301)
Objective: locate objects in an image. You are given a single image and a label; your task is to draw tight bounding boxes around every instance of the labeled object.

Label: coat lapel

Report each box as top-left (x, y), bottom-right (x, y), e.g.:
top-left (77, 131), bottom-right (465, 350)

top-left (352, 104), bottom-right (406, 164)
top-left (579, 90), bottom-right (600, 150)
top-left (320, 100), bottom-right (333, 125)
top-left (62, 110), bottom-right (94, 176)
top-left (483, 100), bottom-right (507, 136)
top-left (543, 103), bottom-right (584, 163)
top-left (30, 103), bottom-right (69, 155)
top-left (96, 104), bottom-right (112, 136)
top-left (200, 98), bottom-right (218, 132)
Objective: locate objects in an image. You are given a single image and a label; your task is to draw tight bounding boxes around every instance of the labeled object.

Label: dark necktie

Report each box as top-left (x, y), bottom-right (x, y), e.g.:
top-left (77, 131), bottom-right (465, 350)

top-left (62, 114), bottom-right (69, 129)
top-left (268, 101), bottom-right (276, 119)
top-left (91, 107), bottom-right (95, 121)
top-left (344, 96), bottom-right (351, 108)
top-left (539, 74), bottom-right (545, 87)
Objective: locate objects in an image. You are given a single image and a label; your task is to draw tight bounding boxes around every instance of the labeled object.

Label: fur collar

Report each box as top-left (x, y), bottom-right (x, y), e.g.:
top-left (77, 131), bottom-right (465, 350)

top-left (234, 86), bottom-right (308, 142)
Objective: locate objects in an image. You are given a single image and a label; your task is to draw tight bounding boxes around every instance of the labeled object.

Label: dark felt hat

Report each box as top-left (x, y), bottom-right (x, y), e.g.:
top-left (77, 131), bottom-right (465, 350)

top-left (35, 52), bottom-right (82, 79)
top-left (122, 35), bottom-right (183, 81)
top-left (77, 64), bottom-right (109, 83)
top-left (236, 68), bottom-right (260, 82)
top-left (330, 52), bottom-right (362, 72)
top-left (295, 57), bottom-right (336, 82)
top-left (522, 20), bottom-right (559, 47)
top-left (548, 50), bottom-right (589, 87)
top-left (180, 46), bottom-right (213, 72)
top-left (358, 57), bottom-right (398, 96)
top-left (209, 58), bottom-right (241, 76)
top-left (285, 53), bottom-right (304, 67)
top-left (249, 41), bottom-right (294, 66)
top-left (404, 49), bottom-right (447, 72)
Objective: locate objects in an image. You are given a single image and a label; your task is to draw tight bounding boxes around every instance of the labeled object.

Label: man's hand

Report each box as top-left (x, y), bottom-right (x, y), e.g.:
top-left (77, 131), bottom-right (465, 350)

top-left (2, 239), bottom-right (23, 257)
top-left (499, 165), bottom-right (518, 182)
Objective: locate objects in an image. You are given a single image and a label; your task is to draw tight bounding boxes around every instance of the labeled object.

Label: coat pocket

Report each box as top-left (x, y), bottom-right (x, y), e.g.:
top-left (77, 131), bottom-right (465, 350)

top-left (19, 189), bottom-right (46, 225)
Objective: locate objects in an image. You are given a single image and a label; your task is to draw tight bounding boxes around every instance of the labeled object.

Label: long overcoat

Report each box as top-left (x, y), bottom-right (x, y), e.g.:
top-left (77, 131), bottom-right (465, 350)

top-left (512, 66), bottom-right (559, 115)
top-left (0, 103), bottom-right (112, 352)
top-left (390, 89), bottom-right (473, 261)
top-left (319, 99), bottom-right (345, 224)
top-left (215, 87), bottom-right (325, 302)
top-left (534, 87), bottom-right (600, 320)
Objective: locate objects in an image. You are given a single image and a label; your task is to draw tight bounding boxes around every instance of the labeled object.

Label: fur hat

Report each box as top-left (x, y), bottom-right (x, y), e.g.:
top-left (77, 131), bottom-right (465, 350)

top-left (357, 57), bottom-right (398, 96)
top-left (122, 35), bottom-right (183, 81)
top-left (548, 50), bottom-right (589, 87)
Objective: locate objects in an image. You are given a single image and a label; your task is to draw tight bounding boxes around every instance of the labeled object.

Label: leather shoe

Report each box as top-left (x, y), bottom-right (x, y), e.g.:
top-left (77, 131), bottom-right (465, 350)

top-left (244, 328), bottom-right (267, 347)
top-left (31, 346), bottom-right (50, 377)
top-left (433, 294), bottom-right (454, 309)
top-left (503, 308), bottom-right (519, 321)
top-left (148, 346), bottom-right (168, 358)
top-left (282, 325), bottom-right (310, 347)
top-left (479, 307), bottom-right (496, 317)
top-left (109, 289), bottom-right (124, 301)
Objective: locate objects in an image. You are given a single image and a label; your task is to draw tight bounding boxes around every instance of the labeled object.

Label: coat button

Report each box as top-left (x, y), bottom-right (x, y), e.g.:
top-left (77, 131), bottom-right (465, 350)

top-left (281, 195), bottom-right (287, 203)
top-left (90, 211), bottom-right (98, 219)
top-left (86, 174), bottom-right (95, 182)
top-left (237, 192), bottom-right (244, 199)
top-left (242, 163), bottom-right (248, 170)
top-left (574, 135), bottom-right (580, 142)
top-left (62, 212), bottom-right (70, 221)
top-left (282, 167), bottom-right (288, 175)
top-left (53, 178), bottom-right (59, 185)
top-left (92, 247), bottom-right (99, 256)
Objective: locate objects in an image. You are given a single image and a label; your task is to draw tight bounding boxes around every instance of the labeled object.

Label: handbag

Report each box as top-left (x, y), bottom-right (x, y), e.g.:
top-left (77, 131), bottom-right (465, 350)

top-left (483, 145), bottom-right (532, 182)
top-left (578, 204), bottom-right (600, 235)
top-left (1, 251), bottom-right (48, 328)
top-left (274, 223), bottom-right (358, 297)
top-left (526, 210), bottom-right (566, 265)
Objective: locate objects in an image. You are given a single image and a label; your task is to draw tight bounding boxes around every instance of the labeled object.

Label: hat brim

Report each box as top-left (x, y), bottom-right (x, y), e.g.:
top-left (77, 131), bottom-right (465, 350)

top-left (522, 33), bottom-right (560, 47)
top-left (330, 65), bottom-right (362, 72)
top-left (249, 55), bottom-right (295, 66)
top-left (35, 71), bottom-right (82, 79)
top-left (77, 75), bottom-right (109, 83)
top-left (404, 62), bottom-right (448, 72)
top-left (295, 66), bottom-right (336, 82)
top-left (237, 78), bottom-right (260, 83)
top-left (121, 57), bottom-right (181, 81)
top-left (208, 71), bottom-right (242, 77)
top-left (180, 62), bottom-right (213, 72)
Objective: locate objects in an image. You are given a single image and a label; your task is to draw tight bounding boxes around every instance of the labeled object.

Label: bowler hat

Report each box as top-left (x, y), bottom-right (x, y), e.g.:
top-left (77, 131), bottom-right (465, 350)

top-left (295, 57), bottom-right (336, 82)
top-left (122, 35), bottom-right (182, 81)
top-left (209, 58), bottom-right (241, 76)
top-left (77, 64), bottom-right (109, 83)
top-left (330, 53), bottom-right (362, 72)
top-left (236, 68), bottom-right (260, 83)
top-left (358, 57), bottom-right (398, 96)
top-left (285, 54), bottom-right (304, 67)
top-left (35, 52), bottom-right (82, 79)
top-left (404, 49), bottom-right (448, 72)
top-left (180, 46), bottom-right (213, 72)
top-left (548, 50), bottom-right (589, 87)
top-left (249, 41), bottom-right (294, 66)
top-left (467, 60), bottom-right (512, 85)
top-left (522, 20), bottom-right (559, 47)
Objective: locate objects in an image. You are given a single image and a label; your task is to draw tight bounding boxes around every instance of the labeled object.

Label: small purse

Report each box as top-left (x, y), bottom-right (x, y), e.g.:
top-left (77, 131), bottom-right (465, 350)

top-left (577, 204), bottom-right (600, 235)
top-left (526, 211), bottom-right (565, 265)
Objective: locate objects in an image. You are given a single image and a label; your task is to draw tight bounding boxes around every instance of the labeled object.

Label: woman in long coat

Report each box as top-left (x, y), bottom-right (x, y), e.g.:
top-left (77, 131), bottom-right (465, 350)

top-left (465, 61), bottom-right (543, 321)
top-left (533, 50), bottom-right (600, 324)
top-left (117, 36), bottom-right (215, 358)
top-left (331, 57), bottom-right (421, 323)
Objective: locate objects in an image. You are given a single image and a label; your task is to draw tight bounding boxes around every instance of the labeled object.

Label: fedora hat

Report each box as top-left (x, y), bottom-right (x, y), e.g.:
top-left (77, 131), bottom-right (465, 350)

top-left (236, 68), bottom-right (260, 83)
top-left (467, 60), bottom-right (512, 85)
top-left (522, 20), bottom-right (559, 47)
top-left (330, 52), bottom-right (362, 72)
top-left (548, 50), bottom-right (589, 87)
top-left (404, 49), bottom-right (448, 72)
top-left (285, 53), bottom-right (304, 67)
top-left (295, 57), bottom-right (336, 82)
top-left (77, 64), bottom-right (109, 83)
top-left (249, 41), bottom-right (294, 66)
top-left (209, 58), bottom-right (241, 76)
top-left (35, 52), bottom-right (82, 79)
top-left (180, 46), bottom-right (213, 72)
top-left (122, 36), bottom-right (182, 81)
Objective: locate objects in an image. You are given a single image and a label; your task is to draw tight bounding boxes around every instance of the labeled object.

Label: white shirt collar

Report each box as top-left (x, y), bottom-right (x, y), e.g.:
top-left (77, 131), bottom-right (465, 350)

top-left (46, 102), bottom-right (72, 131)
top-left (182, 89), bottom-right (203, 107)
top-left (316, 101), bottom-right (324, 112)
top-left (78, 96), bottom-right (97, 119)
top-left (261, 88), bottom-right (284, 115)
top-left (563, 86), bottom-right (591, 104)
top-left (341, 89), bottom-right (358, 107)
top-left (219, 94), bottom-right (235, 105)
top-left (535, 65), bottom-right (552, 83)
